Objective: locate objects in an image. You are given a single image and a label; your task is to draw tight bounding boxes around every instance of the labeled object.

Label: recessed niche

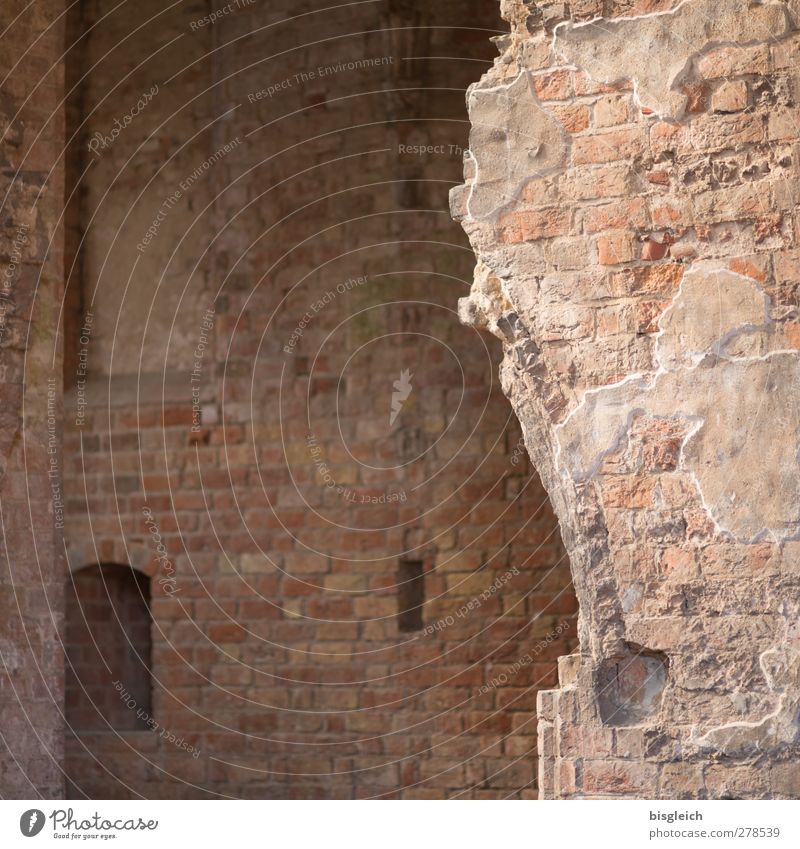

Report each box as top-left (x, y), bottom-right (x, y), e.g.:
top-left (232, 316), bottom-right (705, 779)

top-left (596, 644), bottom-right (668, 726)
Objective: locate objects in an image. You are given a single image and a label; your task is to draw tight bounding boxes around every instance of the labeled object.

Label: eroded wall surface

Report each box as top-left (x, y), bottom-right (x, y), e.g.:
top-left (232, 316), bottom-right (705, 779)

top-left (0, 0), bottom-right (65, 799)
top-left (453, 0), bottom-right (800, 798)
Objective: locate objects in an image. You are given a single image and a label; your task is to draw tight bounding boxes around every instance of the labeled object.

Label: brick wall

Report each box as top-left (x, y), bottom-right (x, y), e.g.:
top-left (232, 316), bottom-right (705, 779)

top-left (61, 0), bottom-right (577, 798)
top-left (0, 0), bottom-right (65, 799)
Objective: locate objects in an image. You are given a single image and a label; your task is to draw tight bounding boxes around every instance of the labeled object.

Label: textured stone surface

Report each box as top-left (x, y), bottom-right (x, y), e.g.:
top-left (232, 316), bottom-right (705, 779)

top-left (0, 0), bottom-right (65, 799)
top-left (454, 0), bottom-right (800, 798)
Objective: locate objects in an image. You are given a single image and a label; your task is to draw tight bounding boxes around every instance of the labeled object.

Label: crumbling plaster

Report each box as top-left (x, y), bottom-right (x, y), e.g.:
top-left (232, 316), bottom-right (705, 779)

top-left (453, 0), bottom-right (800, 797)
top-left (555, 0), bottom-right (792, 119)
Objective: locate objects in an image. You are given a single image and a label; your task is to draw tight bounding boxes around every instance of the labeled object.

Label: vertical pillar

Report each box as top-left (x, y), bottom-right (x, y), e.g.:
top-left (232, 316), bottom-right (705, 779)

top-left (0, 0), bottom-right (66, 799)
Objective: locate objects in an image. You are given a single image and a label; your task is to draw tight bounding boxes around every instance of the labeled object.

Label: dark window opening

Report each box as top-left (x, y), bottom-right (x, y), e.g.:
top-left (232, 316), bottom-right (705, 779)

top-left (397, 560), bottom-right (425, 632)
top-left (65, 564), bottom-right (152, 732)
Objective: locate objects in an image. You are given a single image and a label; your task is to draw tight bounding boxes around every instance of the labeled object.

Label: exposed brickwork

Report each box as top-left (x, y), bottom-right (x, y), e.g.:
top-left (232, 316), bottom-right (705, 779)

top-left (0, 0), bottom-right (65, 799)
top-left (59, 0), bottom-right (577, 799)
top-left (454, 0), bottom-right (800, 799)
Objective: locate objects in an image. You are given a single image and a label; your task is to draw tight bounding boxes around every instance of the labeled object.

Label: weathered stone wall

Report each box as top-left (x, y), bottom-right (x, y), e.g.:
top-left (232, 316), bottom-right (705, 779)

top-left (61, 0), bottom-right (577, 798)
top-left (0, 0), bottom-right (65, 799)
top-left (453, 0), bottom-right (800, 798)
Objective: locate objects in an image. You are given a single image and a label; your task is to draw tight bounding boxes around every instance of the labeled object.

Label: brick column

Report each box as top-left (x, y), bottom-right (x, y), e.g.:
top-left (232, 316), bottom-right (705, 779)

top-left (454, 0), bottom-right (800, 799)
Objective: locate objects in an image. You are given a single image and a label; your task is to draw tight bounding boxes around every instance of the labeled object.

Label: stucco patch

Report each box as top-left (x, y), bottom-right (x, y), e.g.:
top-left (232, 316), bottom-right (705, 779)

top-left (554, 0), bottom-right (790, 119)
top-left (557, 265), bottom-right (800, 541)
top-left (467, 71), bottom-right (567, 220)
top-left (693, 636), bottom-right (800, 756)
top-left (656, 266), bottom-right (770, 369)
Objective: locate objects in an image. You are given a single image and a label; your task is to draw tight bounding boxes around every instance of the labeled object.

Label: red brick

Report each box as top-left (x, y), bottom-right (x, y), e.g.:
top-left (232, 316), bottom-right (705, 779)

top-left (572, 127), bottom-right (646, 165)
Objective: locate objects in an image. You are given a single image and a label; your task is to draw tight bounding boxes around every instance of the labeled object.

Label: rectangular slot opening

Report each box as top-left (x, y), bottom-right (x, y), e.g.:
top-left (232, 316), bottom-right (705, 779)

top-left (397, 560), bottom-right (424, 632)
